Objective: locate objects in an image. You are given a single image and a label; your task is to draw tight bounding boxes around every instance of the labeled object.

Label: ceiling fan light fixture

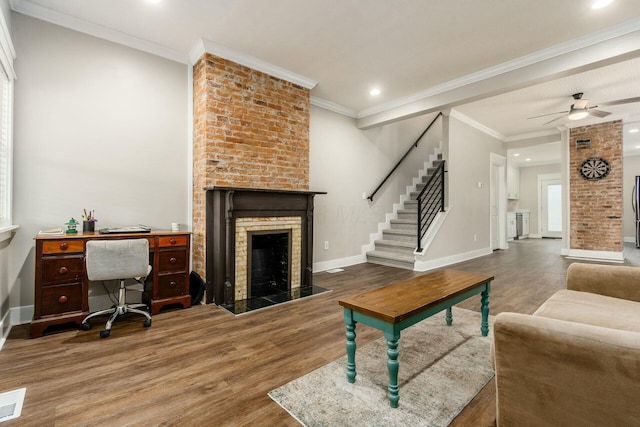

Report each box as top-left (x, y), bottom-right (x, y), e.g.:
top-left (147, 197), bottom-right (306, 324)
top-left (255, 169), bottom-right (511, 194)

top-left (568, 109), bottom-right (589, 120)
top-left (592, 0), bottom-right (613, 10)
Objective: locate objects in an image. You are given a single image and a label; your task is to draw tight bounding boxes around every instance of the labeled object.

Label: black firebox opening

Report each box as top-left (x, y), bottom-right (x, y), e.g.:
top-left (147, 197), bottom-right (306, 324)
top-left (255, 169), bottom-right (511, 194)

top-left (249, 231), bottom-right (290, 298)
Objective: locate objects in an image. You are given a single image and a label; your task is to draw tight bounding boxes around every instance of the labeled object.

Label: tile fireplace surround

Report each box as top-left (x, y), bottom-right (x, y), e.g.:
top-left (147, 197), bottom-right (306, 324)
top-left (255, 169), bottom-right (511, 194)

top-left (206, 187), bottom-right (326, 313)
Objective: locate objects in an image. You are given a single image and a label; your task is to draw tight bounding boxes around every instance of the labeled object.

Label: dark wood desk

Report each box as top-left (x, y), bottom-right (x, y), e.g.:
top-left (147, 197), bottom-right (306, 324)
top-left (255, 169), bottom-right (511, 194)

top-left (338, 269), bottom-right (493, 408)
top-left (31, 230), bottom-right (191, 338)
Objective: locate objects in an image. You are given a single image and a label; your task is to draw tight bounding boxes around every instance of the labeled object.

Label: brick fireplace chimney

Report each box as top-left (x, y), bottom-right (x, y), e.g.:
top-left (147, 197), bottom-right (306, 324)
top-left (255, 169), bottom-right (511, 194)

top-left (192, 53), bottom-right (311, 284)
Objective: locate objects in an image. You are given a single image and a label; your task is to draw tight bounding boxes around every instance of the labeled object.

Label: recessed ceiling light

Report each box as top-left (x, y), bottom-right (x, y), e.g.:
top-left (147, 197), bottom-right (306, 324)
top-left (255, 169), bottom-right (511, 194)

top-left (635, 145), bottom-right (640, 149)
top-left (513, 153), bottom-right (520, 157)
top-left (525, 158), bottom-right (532, 162)
top-left (592, 0), bottom-right (613, 10)
top-left (147, 0), bottom-right (162, 3)
top-left (630, 128), bottom-right (639, 133)
top-left (369, 88), bottom-right (381, 96)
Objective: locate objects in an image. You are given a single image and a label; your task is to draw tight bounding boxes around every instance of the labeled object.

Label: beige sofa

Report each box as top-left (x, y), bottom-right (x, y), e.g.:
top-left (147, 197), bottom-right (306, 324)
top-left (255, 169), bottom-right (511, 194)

top-left (493, 262), bottom-right (640, 426)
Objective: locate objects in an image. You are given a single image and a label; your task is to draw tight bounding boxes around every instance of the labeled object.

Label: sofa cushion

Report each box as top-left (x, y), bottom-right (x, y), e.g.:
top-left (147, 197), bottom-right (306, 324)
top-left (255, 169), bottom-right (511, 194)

top-left (534, 289), bottom-right (640, 333)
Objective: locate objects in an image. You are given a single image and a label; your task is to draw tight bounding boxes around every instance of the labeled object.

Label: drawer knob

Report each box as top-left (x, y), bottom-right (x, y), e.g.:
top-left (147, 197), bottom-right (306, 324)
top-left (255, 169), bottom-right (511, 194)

top-left (169, 281), bottom-right (177, 289)
top-left (169, 238), bottom-right (177, 245)
top-left (59, 266), bottom-right (68, 275)
top-left (169, 257), bottom-right (177, 264)
top-left (60, 242), bottom-right (68, 250)
top-left (58, 295), bottom-right (68, 304)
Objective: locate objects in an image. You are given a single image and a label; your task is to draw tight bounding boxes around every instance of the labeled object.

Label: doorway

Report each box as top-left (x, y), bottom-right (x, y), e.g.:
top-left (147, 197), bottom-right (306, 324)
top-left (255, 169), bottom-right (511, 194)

top-left (539, 173), bottom-right (562, 238)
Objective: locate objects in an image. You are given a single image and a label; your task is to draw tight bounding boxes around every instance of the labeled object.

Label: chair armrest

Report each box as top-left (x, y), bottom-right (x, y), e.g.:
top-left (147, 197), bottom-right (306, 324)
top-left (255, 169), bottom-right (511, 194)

top-left (493, 312), bottom-right (640, 427)
top-left (566, 262), bottom-right (640, 302)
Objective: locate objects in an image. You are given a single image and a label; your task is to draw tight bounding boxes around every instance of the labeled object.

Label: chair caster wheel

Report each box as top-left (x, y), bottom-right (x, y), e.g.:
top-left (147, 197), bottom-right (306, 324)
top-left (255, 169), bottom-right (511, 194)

top-left (81, 322), bottom-right (91, 331)
top-left (99, 329), bottom-right (111, 338)
top-left (143, 319), bottom-right (152, 328)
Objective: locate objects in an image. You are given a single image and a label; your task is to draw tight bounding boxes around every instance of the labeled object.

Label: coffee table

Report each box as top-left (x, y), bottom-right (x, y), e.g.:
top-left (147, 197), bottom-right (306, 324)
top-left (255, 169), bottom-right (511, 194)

top-left (338, 269), bottom-right (493, 408)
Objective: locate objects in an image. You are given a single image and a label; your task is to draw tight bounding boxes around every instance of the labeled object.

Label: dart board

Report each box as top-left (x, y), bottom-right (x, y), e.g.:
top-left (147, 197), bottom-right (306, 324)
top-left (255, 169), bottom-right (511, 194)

top-left (579, 157), bottom-right (610, 181)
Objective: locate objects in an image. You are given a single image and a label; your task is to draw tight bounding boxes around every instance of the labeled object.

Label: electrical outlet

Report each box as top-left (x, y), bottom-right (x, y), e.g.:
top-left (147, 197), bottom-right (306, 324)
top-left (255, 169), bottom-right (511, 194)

top-left (362, 192), bottom-right (367, 200)
top-left (324, 240), bottom-right (329, 250)
top-left (474, 234), bottom-right (477, 241)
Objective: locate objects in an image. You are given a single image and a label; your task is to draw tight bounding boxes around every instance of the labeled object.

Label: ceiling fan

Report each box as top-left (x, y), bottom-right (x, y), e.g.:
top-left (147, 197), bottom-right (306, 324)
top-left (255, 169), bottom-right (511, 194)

top-left (528, 92), bottom-right (640, 125)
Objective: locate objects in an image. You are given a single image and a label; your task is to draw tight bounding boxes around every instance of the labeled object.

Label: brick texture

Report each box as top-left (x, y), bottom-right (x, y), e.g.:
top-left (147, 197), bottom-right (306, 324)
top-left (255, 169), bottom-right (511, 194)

top-left (569, 121), bottom-right (623, 252)
top-left (192, 54), bottom-right (310, 277)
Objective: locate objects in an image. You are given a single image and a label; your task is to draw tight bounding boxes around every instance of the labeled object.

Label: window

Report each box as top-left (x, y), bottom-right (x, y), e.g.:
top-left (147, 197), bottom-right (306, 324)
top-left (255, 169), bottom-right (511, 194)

top-left (0, 11), bottom-right (15, 232)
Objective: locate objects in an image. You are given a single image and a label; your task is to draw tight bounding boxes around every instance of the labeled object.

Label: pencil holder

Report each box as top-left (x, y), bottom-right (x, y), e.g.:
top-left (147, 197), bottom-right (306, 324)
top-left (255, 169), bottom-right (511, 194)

top-left (83, 220), bottom-right (95, 232)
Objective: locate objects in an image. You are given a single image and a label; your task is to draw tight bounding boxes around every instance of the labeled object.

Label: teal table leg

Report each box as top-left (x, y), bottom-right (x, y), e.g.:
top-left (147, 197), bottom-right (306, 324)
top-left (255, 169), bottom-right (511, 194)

top-left (445, 306), bottom-right (453, 326)
top-left (344, 309), bottom-right (357, 383)
top-left (480, 283), bottom-right (491, 336)
top-left (384, 330), bottom-right (400, 408)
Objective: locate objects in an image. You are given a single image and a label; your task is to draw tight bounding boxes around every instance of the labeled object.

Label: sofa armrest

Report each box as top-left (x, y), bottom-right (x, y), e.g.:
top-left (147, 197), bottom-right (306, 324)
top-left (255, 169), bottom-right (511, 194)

top-left (566, 262), bottom-right (640, 302)
top-left (493, 312), bottom-right (640, 427)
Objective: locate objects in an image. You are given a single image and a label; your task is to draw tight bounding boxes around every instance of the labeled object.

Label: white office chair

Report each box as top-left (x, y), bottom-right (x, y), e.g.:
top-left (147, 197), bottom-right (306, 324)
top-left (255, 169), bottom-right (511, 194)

top-left (81, 239), bottom-right (152, 338)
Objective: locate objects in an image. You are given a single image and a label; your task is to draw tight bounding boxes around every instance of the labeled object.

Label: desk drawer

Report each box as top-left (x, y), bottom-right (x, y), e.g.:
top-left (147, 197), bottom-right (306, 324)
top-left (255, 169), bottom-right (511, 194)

top-left (158, 250), bottom-right (187, 273)
top-left (40, 283), bottom-right (82, 315)
top-left (157, 274), bottom-right (187, 299)
top-left (42, 256), bottom-right (84, 285)
top-left (158, 235), bottom-right (188, 248)
top-left (42, 240), bottom-right (84, 254)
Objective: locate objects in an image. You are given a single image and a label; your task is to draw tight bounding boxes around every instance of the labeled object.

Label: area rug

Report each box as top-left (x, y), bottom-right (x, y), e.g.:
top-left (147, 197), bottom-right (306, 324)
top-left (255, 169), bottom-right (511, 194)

top-left (269, 307), bottom-right (494, 426)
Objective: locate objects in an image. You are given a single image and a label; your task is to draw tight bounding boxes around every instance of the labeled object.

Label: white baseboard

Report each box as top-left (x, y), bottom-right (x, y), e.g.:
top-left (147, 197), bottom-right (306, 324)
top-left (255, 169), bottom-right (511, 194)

top-left (413, 247), bottom-right (493, 272)
top-left (313, 254), bottom-right (366, 273)
top-left (0, 305), bottom-right (33, 352)
top-left (566, 249), bottom-right (624, 263)
top-left (624, 236), bottom-right (636, 243)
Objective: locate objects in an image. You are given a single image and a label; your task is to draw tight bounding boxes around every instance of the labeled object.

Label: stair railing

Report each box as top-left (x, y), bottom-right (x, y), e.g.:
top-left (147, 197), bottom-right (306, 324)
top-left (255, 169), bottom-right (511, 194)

top-left (367, 112), bottom-right (443, 201)
top-left (416, 160), bottom-right (446, 252)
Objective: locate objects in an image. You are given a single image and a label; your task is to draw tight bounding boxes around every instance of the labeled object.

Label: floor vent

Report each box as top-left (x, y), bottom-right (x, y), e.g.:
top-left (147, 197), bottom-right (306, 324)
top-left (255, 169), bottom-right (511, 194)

top-left (0, 388), bottom-right (25, 423)
top-left (326, 268), bottom-right (344, 274)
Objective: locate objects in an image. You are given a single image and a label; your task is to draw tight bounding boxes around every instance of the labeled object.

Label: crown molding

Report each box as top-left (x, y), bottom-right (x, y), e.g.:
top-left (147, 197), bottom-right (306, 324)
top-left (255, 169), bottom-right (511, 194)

top-left (10, 0), bottom-right (189, 64)
top-left (450, 109), bottom-right (505, 141)
top-left (504, 129), bottom-right (560, 143)
top-left (357, 16), bottom-right (640, 121)
top-left (310, 96), bottom-right (357, 118)
top-left (193, 38), bottom-right (317, 90)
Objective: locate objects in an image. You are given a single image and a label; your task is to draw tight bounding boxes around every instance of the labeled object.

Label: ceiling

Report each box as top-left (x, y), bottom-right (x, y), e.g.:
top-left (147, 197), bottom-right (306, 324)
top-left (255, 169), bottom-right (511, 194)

top-left (10, 0), bottom-right (640, 162)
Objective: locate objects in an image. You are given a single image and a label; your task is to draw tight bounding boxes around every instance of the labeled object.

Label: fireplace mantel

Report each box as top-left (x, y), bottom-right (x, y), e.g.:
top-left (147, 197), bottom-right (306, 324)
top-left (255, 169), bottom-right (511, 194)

top-left (205, 187), bottom-right (325, 305)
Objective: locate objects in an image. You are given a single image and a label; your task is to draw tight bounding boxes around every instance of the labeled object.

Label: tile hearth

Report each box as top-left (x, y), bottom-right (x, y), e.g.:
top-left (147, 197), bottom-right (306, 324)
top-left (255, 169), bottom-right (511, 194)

top-left (221, 285), bottom-right (330, 315)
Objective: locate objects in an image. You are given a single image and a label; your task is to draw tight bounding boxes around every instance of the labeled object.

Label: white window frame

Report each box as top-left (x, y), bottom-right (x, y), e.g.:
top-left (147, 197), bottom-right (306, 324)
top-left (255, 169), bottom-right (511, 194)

top-left (0, 9), bottom-right (16, 242)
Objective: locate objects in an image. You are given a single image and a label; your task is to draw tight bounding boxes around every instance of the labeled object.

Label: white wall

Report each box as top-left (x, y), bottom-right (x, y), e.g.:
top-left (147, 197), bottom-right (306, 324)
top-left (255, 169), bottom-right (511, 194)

top-left (309, 105), bottom-right (441, 268)
top-left (517, 163), bottom-right (561, 235)
top-left (623, 155), bottom-right (640, 241)
top-left (416, 115), bottom-right (505, 267)
top-left (9, 14), bottom-right (189, 314)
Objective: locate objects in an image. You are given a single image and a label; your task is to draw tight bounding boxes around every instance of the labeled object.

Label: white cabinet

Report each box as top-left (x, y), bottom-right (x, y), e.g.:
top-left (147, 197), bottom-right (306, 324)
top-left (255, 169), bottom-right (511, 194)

top-left (507, 212), bottom-right (516, 240)
top-left (507, 164), bottom-right (520, 199)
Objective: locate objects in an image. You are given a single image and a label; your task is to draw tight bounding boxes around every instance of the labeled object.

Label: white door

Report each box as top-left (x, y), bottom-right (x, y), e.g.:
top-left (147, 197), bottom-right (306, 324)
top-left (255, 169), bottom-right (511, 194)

top-left (541, 178), bottom-right (562, 238)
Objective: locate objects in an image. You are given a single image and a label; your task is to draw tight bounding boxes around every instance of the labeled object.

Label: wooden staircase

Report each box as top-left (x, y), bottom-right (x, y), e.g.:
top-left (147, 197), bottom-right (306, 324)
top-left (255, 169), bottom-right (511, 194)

top-left (366, 155), bottom-right (444, 270)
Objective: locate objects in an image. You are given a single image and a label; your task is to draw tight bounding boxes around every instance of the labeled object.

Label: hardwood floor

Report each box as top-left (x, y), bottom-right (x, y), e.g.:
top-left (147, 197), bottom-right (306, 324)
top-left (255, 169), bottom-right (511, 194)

top-left (3, 239), bottom-right (639, 426)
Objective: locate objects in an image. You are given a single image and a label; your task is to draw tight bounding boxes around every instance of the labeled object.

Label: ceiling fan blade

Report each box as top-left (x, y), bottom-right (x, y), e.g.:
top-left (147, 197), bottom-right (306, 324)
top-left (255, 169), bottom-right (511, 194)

top-left (527, 110), bottom-right (569, 120)
top-left (597, 97), bottom-right (640, 107)
top-left (588, 109), bottom-right (611, 118)
top-left (543, 114), bottom-right (568, 126)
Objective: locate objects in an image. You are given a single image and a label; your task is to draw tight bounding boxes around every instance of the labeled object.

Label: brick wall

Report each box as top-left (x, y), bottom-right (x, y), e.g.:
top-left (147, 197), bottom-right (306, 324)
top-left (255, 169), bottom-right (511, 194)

top-left (192, 53), bottom-right (310, 277)
top-left (569, 120), bottom-right (623, 252)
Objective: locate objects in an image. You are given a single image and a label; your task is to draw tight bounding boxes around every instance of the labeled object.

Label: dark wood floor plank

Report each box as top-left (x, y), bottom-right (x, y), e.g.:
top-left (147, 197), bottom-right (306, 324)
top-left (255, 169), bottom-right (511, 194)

top-left (2, 239), bottom-right (639, 426)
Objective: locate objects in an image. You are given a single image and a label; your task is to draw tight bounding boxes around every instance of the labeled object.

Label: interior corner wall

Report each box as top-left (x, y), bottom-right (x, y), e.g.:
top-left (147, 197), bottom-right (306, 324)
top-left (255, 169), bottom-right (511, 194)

top-left (416, 115), bottom-right (505, 263)
top-left (309, 106), bottom-right (441, 268)
top-left (623, 154), bottom-right (640, 241)
top-left (10, 14), bottom-right (189, 312)
top-left (569, 121), bottom-right (623, 253)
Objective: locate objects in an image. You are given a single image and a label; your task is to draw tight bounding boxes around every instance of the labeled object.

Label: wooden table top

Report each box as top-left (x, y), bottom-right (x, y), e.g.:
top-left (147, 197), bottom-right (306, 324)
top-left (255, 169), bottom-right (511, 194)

top-left (338, 269), bottom-right (494, 324)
